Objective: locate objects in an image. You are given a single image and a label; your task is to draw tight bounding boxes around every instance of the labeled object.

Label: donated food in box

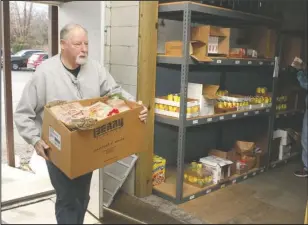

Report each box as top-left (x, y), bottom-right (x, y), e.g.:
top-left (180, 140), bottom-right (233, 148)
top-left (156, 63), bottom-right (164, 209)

top-left (199, 155), bottom-right (233, 184)
top-left (153, 155), bottom-right (166, 186)
top-left (42, 96), bottom-right (146, 179)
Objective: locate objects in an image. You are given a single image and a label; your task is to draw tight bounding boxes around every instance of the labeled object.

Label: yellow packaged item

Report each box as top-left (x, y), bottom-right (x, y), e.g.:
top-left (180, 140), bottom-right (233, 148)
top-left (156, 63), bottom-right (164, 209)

top-left (153, 155), bottom-right (166, 186)
top-left (184, 162), bottom-right (213, 188)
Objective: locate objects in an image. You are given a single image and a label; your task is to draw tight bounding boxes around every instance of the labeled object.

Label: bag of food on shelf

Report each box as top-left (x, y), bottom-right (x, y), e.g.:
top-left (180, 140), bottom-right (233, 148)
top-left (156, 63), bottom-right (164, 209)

top-left (234, 141), bottom-right (256, 156)
top-left (184, 162), bottom-right (213, 188)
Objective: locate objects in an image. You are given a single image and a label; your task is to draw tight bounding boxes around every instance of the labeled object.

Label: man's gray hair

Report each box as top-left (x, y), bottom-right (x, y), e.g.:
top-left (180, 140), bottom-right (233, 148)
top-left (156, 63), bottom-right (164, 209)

top-left (60, 23), bottom-right (88, 40)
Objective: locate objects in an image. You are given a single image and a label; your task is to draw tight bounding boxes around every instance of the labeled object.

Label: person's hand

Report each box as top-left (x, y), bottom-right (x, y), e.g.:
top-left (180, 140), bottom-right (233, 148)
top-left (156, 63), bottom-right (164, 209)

top-left (137, 101), bottom-right (148, 123)
top-left (291, 57), bottom-right (304, 71)
top-left (34, 140), bottom-right (50, 160)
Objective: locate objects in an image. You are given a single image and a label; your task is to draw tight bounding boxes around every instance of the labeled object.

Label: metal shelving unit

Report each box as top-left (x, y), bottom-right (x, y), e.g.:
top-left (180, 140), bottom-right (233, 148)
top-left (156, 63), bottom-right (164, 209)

top-left (156, 107), bottom-right (271, 127)
top-left (157, 55), bottom-right (275, 66)
top-left (153, 1), bottom-right (303, 204)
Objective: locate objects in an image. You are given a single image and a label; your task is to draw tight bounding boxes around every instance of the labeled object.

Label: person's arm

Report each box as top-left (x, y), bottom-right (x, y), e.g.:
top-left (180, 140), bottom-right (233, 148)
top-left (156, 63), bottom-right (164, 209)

top-left (14, 68), bottom-right (46, 146)
top-left (297, 70), bottom-right (308, 90)
top-left (98, 64), bottom-right (136, 101)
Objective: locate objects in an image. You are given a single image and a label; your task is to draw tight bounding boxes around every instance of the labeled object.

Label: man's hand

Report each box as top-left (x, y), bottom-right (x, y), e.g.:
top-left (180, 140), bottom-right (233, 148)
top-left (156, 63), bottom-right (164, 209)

top-left (138, 101), bottom-right (148, 123)
top-left (34, 140), bottom-right (50, 160)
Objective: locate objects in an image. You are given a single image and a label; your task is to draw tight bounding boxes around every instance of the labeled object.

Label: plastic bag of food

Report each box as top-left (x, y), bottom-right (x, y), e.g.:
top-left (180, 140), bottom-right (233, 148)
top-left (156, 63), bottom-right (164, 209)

top-left (50, 102), bottom-right (86, 126)
top-left (107, 98), bottom-right (131, 112)
top-left (85, 102), bottom-right (114, 120)
top-left (184, 162), bottom-right (213, 188)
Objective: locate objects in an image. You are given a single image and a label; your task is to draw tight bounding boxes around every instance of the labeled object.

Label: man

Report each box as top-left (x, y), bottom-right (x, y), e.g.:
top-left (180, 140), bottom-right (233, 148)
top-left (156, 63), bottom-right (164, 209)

top-left (291, 57), bottom-right (307, 178)
top-left (14, 23), bottom-right (148, 224)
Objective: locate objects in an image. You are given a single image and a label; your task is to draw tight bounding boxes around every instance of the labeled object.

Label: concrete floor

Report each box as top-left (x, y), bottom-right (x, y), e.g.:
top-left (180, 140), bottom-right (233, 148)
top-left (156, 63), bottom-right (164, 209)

top-left (141, 159), bottom-right (308, 224)
top-left (2, 155), bottom-right (307, 224)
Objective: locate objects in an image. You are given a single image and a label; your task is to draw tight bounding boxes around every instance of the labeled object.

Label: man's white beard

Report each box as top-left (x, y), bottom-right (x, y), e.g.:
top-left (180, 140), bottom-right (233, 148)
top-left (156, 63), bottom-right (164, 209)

top-left (76, 55), bottom-right (88, 65)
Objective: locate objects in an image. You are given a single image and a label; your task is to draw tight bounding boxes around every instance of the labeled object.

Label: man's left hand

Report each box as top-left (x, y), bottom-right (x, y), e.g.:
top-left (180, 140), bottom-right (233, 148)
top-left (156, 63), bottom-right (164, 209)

top-left (138, 101), bottom-right (148, 123)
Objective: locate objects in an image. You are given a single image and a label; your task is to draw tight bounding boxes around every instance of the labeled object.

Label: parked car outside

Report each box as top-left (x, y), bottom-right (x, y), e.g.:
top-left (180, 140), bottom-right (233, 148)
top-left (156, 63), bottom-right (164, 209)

top-left (27, 52), bottom-right (49, 71)
top-left (10, 49), bottom-right (43, 70)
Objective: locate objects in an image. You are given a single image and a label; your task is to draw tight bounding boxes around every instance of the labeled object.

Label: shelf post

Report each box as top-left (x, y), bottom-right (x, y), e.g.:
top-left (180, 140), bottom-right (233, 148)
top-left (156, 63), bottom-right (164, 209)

top-left (176, 4), bottom-right (191, 203)
top-left (266, 29), bottom-right (282, 169)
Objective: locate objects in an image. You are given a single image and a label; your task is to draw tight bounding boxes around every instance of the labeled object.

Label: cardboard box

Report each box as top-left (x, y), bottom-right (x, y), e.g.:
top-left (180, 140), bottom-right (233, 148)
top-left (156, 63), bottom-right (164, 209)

top-left (188, 83), bottom-right (220, 116)
top-left (199, 156), bottom-right (233, 184)
top-left (164, 25), bottom-right (230, 62)
top-left (42, 97), bottom-right (146, 179)
top-left (165, 41), bottom-right (213, 62)
top-left (209, 149), bottom-right (237, 175)
top-left (192, 25), bottom-right (230, 56)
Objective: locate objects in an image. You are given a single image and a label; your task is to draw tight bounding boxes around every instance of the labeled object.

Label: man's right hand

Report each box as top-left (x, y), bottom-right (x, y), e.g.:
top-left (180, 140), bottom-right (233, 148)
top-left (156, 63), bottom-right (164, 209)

top-left (34, 140), bottom-right (50, 160)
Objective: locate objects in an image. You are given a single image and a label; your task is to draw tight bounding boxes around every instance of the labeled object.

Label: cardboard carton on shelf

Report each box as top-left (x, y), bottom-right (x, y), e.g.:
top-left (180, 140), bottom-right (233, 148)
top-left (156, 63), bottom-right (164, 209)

top-left (208, 149), bottom-right (237, 175)
top-left (234, 141), bottom-right (261, 171)
top-left (199, 155), bottom-right (233, 184)
top-left (191, 25), bottom-right (230, 56)
top-left (42, 97), bottom-right (146, 179)
top-left (163, 25), bottom-right (230, 62)
top-left (188, 83), bottom-right (220, 116)
top-left (164, 41), bottom-right (213, 62)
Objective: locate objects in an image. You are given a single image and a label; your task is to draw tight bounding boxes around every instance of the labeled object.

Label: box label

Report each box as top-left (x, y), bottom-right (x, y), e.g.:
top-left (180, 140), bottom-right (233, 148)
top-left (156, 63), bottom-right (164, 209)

top-left (94, 118), bottom-right (124, 138)
top-left (49, 126), bottom-right (61, 151)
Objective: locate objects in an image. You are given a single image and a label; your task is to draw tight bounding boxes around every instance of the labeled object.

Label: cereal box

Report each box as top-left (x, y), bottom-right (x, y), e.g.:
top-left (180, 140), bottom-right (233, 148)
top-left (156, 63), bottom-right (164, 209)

top-left (153, 155), bottom-right (166, 186)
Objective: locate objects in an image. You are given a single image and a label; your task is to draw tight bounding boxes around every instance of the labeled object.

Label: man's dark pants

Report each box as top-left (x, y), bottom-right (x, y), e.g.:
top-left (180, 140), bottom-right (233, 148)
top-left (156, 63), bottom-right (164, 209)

top-left (46, 160), bottom-right (93, 224)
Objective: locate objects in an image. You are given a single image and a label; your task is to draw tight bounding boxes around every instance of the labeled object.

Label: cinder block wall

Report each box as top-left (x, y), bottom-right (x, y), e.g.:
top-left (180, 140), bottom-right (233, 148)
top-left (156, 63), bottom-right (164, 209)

top-left (58, 1), bottom-right (104, 218)
top-left (105, 1), bottom-right (140, 99)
